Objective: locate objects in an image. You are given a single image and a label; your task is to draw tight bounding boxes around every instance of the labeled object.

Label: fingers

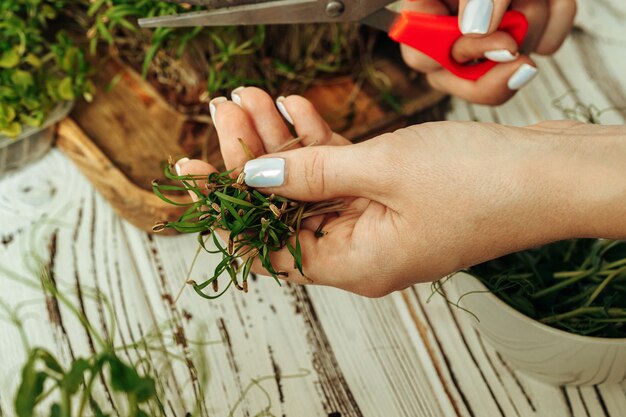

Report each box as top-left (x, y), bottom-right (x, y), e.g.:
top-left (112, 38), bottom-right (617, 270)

top-left (509, 0), bottom-right (549, 53)
top-left (427, 55), bottom-right (538, 105)
top-left (536, 0), bottom-right (576, 55)
top-left (230, 86), bottom-right (293, 153)
top-left (277, 95), bottom-right (351, 146)
top-left (459, 0), bottom-right (511, 35)
top-left (253, 229), bottom-right (346, 285)
top-left (174, 158), bottom-right (217, 201)
top-left (210, 97), bottom-right (265, 173)
top-left (452, 31), bottom-right (519, 63)
top-left (399, 0), bottom-right (449, 74)
top-left (212, 88), bottom-right (349, 176)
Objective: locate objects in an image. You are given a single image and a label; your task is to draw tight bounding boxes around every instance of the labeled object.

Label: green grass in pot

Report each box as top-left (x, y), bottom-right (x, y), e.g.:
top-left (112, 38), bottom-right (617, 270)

top-left (0, 0), bottom-right (94, 138)
top-left (470, 239), bottom-right (626, 338)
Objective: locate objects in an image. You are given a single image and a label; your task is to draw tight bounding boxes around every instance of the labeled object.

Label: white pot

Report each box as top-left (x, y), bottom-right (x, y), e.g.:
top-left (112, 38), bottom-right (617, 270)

top-left (447, 272), bottom-right (626, 386)
top-left (0, 101), bottom-right (73, 175)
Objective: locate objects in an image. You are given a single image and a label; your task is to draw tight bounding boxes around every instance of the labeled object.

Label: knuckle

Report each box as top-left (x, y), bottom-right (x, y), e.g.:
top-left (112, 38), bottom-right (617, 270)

top-left (303, 149), bottom-right (327, 196)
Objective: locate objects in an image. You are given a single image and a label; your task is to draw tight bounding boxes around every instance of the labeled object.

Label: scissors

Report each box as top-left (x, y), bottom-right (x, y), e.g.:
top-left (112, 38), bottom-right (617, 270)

top-left (138, 0), bottom-right (528, 81)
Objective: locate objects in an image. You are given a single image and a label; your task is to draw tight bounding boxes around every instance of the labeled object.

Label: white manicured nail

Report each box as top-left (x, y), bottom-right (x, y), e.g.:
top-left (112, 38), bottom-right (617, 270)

top-left (209, 97), bottom-right (227, 123)
top-left (231, 86), bottom-right (245, 106)
top-left (461, 0), bottom-right (493, 35)
top-left (507, 64), bottom-right (538, 90)
top-left (276, 96), bottom-right (294, 125)
top-left (484, 49), bottom-right (519, 63)
top-left (174, 157), bottom-right (190, 176)
top-left (243, 158), bottom-right (285, 188)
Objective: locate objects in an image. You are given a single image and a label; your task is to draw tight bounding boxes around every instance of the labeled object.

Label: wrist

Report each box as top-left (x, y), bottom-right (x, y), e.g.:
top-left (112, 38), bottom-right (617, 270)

top-left (532, 123), bottom-right (626, 240)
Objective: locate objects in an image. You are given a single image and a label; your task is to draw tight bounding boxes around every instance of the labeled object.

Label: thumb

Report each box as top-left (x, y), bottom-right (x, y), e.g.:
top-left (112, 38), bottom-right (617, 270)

top-left (242, 145), bottom-right (376, 201)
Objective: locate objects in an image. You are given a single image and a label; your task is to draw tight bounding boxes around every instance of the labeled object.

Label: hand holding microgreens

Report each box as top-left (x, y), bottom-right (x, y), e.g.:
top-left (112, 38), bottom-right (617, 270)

top-left (152, 145), bottom-right (345, 300)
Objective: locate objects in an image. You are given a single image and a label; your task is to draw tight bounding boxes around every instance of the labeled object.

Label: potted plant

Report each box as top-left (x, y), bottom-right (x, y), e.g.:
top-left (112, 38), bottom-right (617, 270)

top-left (0, 0), bottom-right (93, 174)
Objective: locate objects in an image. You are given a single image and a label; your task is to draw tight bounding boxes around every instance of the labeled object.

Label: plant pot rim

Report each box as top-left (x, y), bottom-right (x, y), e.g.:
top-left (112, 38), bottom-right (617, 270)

top-left (0, 101), bottom-right (74, 146)
top-left (456, 271), bottom-right (626, 344)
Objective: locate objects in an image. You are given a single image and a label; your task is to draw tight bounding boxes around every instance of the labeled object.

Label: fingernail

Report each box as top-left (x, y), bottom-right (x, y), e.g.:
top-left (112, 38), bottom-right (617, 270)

top-left (484, 49), bottom-right (519, 63)
top-left (507, 64), bottom-right (538, 90)
top-left (174, 157), bottom-right (190, 176)
top-left (209, 97), bottom-right (227, 123)
top-left (231, 86), bottom-right (245, 106)
top-left (243, 158), bottom-right (285, 188)
top-left (276, 96), bottom-right (294, 125)
top-left (461, 0), bottom-right (493, 35)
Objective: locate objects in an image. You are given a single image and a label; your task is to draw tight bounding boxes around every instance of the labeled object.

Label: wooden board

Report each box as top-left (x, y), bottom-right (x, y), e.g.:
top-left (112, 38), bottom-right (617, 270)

top-left (59, 54), bottom-right (446, 233)
top-left (2, 3), bottom-right (625, 416)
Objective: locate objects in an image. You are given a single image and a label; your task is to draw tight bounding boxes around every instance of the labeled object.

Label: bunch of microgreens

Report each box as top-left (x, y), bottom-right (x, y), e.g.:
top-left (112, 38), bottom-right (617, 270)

top-left (442, 95), bottom-right (626, 338)
top-left (152, 140), bottom-right (344, 300)
top-left (0, 0), bottom-right (93, 137)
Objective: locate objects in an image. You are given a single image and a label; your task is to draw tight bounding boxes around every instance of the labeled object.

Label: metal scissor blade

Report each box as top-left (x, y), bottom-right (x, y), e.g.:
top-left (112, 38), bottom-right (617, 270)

top-left (360, 7), bottom-right (397, 33)
top-left (139, 0), bottom-right (336, 28)
top-left (164, 0), bottom-right (268, 6)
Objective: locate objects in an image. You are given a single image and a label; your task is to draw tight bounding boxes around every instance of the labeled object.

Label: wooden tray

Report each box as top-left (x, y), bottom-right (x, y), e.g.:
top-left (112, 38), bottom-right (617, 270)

top-left (57, 55), bottom-right (447, 233)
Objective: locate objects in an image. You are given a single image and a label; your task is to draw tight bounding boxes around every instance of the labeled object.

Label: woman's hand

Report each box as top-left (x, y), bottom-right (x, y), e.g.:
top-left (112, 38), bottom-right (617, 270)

top-left (176, 88), bottom-right (626, 297)
top-left (400, 0), bottom-right (577, 105)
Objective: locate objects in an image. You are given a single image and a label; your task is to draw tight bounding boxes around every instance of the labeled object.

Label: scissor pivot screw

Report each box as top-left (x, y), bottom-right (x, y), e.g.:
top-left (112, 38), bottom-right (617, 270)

top-left (325, 0), bottom-right (345, 18)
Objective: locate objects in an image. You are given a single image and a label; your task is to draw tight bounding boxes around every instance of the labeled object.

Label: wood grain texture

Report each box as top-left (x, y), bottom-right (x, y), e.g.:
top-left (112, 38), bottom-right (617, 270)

top-left (1, 3), bottom-right (625, 416)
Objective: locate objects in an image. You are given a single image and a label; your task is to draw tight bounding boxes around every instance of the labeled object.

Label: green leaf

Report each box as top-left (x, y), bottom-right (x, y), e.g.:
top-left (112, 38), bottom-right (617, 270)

top-left (23, 53), bottom-right (41, 68)
top-left (11, 70), bottom-right (34, 89)
top-left (213, 191), bottom-right (257, 208)
top-left (15, 351), bottom-right (48, 417)
top-left (135, 377), bottom-right (156, 402)
top-left (0, 48), bottom-right (20, 68)
top-left (58, 77), bottom-right (75, 100)
top-left (108, 355), bottom-right (141, 393)
top-left (50, 403), bottom-right (61, 417)
top-left (39, 349), bottom-right (64, 373)
top-left (61, 47), bottom-right (77, 72)
top-left (0, 105), bottom-right (16, 123)
top-left (63, 358), bottom-right (91, 394)
top-left (1, 122), bottom-right (22, 138)
top-left (20, 112), bottom-right (44, 127)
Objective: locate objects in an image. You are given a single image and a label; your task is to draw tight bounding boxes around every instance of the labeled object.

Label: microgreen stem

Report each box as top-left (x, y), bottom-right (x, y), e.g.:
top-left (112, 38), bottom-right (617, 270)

top-left (540, 307), bottom-right (626, 324)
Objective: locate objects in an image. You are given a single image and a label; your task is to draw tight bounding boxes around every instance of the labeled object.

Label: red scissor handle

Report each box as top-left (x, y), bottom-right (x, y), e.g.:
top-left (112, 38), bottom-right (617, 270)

top-left (388, 11), bottom-right (528, 81)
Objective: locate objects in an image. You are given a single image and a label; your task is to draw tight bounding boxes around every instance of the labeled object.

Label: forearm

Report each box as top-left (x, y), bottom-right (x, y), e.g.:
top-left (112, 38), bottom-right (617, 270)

top-left (557, 124), bottom-right (626, 239)
top-left (451, 122), bottom-right (626, 271)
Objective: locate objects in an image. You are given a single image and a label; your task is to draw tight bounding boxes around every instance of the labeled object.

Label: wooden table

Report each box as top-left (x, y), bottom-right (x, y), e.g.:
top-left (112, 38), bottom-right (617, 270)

top-left (1, 3), bottom-right (625, 416)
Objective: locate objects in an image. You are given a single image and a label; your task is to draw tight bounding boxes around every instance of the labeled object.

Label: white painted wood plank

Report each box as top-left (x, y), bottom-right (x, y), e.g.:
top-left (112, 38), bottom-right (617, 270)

top-left (0, 2), bottom-right (625, 416)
